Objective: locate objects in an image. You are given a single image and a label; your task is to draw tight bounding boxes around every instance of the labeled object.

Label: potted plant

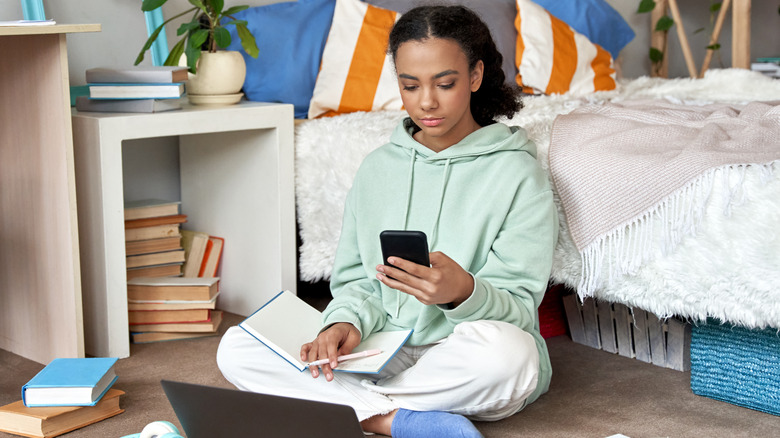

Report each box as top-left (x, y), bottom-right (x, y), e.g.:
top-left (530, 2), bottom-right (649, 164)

top-left (135, 0), bottom-right (260, 101)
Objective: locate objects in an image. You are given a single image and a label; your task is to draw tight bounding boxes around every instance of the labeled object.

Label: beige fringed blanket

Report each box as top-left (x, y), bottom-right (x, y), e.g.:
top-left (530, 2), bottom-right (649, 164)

top-left (549, 100), bottom-right (780, 293)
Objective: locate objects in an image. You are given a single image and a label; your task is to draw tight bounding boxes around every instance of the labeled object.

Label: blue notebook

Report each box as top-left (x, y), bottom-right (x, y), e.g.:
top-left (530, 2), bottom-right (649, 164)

top-left (22, 357), bottom-right (119, 407)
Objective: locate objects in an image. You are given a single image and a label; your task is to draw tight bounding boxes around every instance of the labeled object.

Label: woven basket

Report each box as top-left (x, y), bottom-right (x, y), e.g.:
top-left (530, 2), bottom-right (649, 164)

top-left (690, 320), bottom-right (780, 416)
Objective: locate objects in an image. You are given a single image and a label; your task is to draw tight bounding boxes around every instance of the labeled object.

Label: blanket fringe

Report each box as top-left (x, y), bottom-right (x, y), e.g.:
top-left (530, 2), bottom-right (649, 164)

top-left (577, 162), bottom-right (776, 297)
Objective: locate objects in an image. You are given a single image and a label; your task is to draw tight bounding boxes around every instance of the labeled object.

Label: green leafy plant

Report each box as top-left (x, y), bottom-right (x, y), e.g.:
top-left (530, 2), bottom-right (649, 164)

top-left (637, 0), bottom-right (670, 73)
top-left (700, 2), bottom-right (724, 53)
top-left (637, 0), bottom-right (724, 75)
top-left (135, 0), bottom-right (259, 73)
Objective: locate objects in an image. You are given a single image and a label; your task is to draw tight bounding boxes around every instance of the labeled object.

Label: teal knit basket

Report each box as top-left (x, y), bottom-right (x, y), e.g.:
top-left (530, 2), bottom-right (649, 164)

top-left (690, 320), bottom-right (780, 416)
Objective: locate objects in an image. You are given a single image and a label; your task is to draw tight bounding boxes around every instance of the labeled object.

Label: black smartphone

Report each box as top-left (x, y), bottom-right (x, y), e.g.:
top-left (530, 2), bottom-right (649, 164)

top-left (380, 230), bottom-right (430, 268)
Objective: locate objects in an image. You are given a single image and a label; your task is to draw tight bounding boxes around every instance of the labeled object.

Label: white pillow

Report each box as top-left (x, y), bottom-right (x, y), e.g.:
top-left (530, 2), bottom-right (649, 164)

top-left (515, 0), bottom-right (616, 95)
top-left (308, 0), bottom-right (403, 118)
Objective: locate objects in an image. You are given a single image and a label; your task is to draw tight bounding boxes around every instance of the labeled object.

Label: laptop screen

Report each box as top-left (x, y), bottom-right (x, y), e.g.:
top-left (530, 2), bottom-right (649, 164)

top-left (160, 380), bottom-right (365, 438)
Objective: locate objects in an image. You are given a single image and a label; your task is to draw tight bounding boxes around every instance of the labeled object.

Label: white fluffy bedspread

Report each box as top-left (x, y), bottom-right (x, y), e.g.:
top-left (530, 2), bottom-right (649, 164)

top-left (295, 69), bottom-right (780, 329)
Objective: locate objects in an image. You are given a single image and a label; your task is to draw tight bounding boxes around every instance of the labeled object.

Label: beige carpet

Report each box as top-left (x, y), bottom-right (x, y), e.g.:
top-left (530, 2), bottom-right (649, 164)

top-left (2, 302), bottom-right (780, 437)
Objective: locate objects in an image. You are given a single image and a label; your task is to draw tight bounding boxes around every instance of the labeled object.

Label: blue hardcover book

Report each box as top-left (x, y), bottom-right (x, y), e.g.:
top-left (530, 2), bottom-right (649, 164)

top-left (22, 357), bottom-right (119, 407)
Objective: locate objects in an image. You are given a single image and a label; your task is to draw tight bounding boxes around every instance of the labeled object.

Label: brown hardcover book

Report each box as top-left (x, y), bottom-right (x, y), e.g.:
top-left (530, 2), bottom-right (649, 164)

top-left (126, 249), bottom-right (186, 269)
top-left (180, 230), bottom-right (210, 277)
top-left (125, 214), bottom-right (187, 230)
top-left (127, 298), bottom-right (217, 311)
top-left (130, 310), bottom-right (222, 333)
top-left (124, 199), bottom-right (180, 221)
top-left (126, 263), bottom-right (182, 281)
top-left (125, 236), bottom-right (182, 256)
top-left (130, 331), bottom-right (219, 344)
top-left (0, 389), bottom-right (124, 438)
top-left (199, 236), bottom-right (224, 277)
top-left (128, 308), bottom-right (211, 325)
top-left (125, 224), bottom-right (181, 242)
top-left (126, 277), bottom-right (219, 302)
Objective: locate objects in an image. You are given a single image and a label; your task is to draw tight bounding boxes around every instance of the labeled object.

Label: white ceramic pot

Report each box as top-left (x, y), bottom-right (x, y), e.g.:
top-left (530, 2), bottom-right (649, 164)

top-left (185, 51), bottom-right (246, 96)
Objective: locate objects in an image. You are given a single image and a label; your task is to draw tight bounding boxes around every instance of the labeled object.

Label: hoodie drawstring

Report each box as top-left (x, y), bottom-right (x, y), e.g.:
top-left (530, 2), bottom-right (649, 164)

top-left (430, 158), bottom-right (451, 246)
top-left (401, 150), bottom-right (416, 231)
top-left (395, 150), bottom-right (418, 317)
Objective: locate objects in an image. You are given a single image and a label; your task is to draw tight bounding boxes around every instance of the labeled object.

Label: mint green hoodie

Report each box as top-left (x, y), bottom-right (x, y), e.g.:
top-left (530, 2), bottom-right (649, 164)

top-left (322, 118), bottom-right (558, 404)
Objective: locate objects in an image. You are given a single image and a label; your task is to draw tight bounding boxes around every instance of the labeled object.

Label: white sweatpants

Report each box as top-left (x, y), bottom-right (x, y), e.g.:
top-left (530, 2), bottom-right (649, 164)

top-left (216, 320), bottom-right (539, 422)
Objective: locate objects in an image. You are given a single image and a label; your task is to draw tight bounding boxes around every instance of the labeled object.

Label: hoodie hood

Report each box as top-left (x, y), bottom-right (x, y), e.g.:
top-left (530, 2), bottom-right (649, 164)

top-left (392, 117), bottom-right (537, 163)
top-left (392, 118), bottom-right (537, 243)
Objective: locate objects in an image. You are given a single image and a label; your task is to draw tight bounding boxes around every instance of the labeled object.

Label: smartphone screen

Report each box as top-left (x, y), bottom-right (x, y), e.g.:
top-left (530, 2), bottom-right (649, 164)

top-left (380, 230), bottom-right (430, 268)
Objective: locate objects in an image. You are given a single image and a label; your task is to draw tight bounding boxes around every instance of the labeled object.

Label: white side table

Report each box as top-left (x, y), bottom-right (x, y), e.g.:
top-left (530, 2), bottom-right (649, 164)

top-left (72, 101), bottom-right (297, 358)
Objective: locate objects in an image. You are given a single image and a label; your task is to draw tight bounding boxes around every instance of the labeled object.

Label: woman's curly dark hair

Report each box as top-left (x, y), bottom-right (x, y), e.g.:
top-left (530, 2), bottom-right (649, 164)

top-left (388, 5), bottom-right (522, 126)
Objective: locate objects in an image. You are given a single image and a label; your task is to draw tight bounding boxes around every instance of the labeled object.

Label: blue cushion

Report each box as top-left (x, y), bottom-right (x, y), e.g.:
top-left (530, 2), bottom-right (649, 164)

top-left (531, 0), bottom-right (634, 58)
top-left (225, 0), bottom-right (336, 118)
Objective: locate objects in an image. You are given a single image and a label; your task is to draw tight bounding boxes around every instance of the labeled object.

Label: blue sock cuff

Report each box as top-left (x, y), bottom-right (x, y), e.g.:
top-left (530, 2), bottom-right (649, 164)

top-left (390, 409), bottom-right (483, 438)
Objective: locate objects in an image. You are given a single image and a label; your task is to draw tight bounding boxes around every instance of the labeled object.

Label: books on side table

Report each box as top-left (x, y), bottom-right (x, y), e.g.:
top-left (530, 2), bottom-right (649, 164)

top-left (86, 66), bottom-right (189, 83)
top-left (78, 66), bottom-right (188, 113)
top-left (0, 19), bottom-right (56, 27)
top-left (87, 83), bottom-right (185, 99)
top-left (76, 96), bottom-right (182, 113)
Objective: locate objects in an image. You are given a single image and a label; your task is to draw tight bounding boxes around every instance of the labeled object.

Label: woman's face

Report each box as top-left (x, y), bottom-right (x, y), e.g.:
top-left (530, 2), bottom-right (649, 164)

top-left (394, 37), bottom-right (483, 152)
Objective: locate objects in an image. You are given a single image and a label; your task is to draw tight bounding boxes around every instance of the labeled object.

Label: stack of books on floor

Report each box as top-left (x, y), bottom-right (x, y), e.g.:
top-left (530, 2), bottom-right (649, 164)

top-left (128, 277), bottom-right (223, 343)
top-left (76, 65), bottom-right (188, 113)
top-left (0, 358), bottom-right (123, 438)
top-left (181, 230), bottom-right (224, 278)
top-left (125, 199), bottom-right (187, 280)
top-left (751, 57), bottom-right (780, 79)
top-left (124, 198), bottom-right (226, 343)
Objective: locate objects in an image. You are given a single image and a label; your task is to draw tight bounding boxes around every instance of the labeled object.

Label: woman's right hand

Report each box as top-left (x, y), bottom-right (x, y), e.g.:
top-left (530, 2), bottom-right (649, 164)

top-left (300, 322), bottom-right (361, 381)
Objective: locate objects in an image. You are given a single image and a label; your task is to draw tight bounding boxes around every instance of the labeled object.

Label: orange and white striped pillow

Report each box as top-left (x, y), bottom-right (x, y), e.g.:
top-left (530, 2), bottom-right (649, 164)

top-left (515, 0), bottom-right (616, 95)
top-left (308, 0), bottom-right (402, 119)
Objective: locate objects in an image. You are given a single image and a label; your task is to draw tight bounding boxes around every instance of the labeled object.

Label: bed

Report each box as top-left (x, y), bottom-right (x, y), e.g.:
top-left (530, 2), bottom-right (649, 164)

top-left (228, 0), bottom-right (780, 332)
top-left (295, 68), bottom-right (780, 331)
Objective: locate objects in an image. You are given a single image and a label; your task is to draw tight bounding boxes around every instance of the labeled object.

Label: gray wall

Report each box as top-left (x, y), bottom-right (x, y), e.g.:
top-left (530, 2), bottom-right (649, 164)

top-left (3, 0), bottom-right (778, 82)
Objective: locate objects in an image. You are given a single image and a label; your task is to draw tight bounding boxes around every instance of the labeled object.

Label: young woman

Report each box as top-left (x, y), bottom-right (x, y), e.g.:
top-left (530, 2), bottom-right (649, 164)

top-left (217, 6), bottom-right (558, 438)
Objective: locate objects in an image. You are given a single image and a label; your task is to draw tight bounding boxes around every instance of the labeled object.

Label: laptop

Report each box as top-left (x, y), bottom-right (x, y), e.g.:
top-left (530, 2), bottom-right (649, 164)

top-left (160, 380), bottom-right (366, 438)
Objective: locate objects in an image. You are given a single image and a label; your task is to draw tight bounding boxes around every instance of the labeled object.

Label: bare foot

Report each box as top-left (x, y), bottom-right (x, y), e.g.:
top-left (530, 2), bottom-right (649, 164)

top-left (361, 409), bottom-right (398, 436)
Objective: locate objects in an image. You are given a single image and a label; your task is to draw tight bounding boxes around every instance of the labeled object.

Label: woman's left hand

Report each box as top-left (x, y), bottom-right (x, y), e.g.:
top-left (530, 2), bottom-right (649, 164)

top-left (376, 251), bottom-right (474, 307)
